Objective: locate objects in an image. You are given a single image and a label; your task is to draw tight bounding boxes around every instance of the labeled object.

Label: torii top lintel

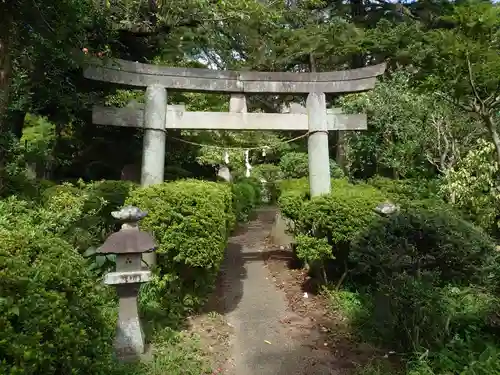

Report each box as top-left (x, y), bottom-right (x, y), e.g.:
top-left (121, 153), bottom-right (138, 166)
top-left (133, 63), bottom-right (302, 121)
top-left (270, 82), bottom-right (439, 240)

top-left (84, 59), bottom-right (386, 94)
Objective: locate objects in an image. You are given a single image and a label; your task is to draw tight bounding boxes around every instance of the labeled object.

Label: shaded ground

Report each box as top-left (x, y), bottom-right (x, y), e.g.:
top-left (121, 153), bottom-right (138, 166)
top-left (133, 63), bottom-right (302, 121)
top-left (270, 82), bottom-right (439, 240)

top-left (187, 207), bottom-right (384, 375)
top-left (263, 246), bottom-right (384, 371)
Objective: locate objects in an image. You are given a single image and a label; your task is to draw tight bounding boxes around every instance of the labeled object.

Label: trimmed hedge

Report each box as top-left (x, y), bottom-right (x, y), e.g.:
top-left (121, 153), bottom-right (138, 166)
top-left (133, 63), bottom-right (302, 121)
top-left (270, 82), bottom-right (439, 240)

top-left (0, 183), bottom-right (138, 374)
top-left (278, 175), bottom-right (500, 371)
top-left (126, 180), bottom-right (234, 319)
top-left (0, 227), bottom-right (115, 375)
top-left (278, 178), bottom-right (386, 279)
top-left (299, 181), bottom-right (385, 246)
top-left (277, 178), bottom-right (310, 224)
top-left (0, 176), bottom-right (260, 374)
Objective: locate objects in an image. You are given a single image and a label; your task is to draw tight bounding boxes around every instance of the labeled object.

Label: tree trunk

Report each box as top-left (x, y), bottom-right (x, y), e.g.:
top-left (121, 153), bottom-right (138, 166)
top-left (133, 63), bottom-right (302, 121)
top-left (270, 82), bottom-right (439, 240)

top-left (309, 53), bottom-right (316, 73)
top-left (336, 132), bottom-right (347, 170)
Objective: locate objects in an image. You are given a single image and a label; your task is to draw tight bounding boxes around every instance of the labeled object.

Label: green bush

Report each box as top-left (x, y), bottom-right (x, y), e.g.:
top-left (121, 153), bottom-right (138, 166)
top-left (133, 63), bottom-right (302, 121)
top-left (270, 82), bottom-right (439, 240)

top-left (279, 152), bottom-right (344, 179)
top-left (230, 176), bottom-right (263, 220)
top-left (0, 191), bottom-right (101, 254)
top-left (367, 176), bottom-right (441, 206)
top-left (279, 152), bottom-right (309, 179)
top-left (301, 182), bottom-right (385, 276)
top-left (39, 180), bottom-right (136, 252)
top-left (126, 180), bottom-right (232, 321)
top-left (252, 164), bottom-right (283, 202)
top-left (351, 208), bottom-right (498, 288)
top-left (376, 279), bottom-right (496, 351)
top-left (234, 176), bottom-right (262, 202)
top-left (84, 180), bottom-right (137, 230)
top-left (277, 179), bottom-right (310, 224)
top-left (232, 181), bottom-right (259, 222)
top-left (300, 181), bottom-right (383, 244)
top-left (295, 234), bottom-right (333, 281)
top-left (277, 177), bottom-right (309, 198)
top-left (407, 339), bottom-right (500, 375)
top-left (349, 207), bottom-right (499, 352)
top-left (278, 179), bottom-right (386, 280)
top-left (0, 227), bottom-right (115, 374)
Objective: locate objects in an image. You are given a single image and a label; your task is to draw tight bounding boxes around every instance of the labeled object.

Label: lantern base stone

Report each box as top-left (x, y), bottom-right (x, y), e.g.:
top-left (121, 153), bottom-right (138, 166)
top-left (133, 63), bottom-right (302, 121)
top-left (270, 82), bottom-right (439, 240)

top-left (115, 307), bottom-right (147, 360)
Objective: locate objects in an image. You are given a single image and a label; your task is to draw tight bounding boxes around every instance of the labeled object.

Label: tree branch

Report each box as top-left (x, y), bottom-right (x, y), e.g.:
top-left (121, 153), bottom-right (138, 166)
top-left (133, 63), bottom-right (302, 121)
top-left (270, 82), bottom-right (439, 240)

top-left (466, 52), bottom-right (485, 110)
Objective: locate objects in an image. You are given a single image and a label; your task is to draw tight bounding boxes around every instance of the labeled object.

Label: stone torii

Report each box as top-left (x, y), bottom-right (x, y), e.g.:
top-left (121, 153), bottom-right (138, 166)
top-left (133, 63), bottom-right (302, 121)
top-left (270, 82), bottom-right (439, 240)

top-left (84, 59), bottom-right (385, 197)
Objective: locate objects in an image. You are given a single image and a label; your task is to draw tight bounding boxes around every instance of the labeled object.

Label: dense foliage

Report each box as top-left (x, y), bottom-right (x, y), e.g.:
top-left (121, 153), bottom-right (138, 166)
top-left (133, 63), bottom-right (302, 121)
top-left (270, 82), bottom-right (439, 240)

top-left (350, 207), bottom-right (498, 352)
top-left (279, 152), bottom-right (344, 180)
top-left (2, 0), bottom-right (500, 374)
top-left (0, 176), bottom-right (260, 374)
top-left (0, 198), bottom-right (116, 374)
top-left (125, 180), bottom-right (246, 323)
top-left (279, 177), bottom-right (500, 374)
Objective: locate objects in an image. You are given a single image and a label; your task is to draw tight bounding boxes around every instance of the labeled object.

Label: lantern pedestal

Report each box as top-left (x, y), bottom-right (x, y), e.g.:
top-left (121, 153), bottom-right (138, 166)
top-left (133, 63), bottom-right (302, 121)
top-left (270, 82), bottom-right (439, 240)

top-left (104, 271), bottom-right (151, 359)
top-left (97, 206), bottom-right (157, 362)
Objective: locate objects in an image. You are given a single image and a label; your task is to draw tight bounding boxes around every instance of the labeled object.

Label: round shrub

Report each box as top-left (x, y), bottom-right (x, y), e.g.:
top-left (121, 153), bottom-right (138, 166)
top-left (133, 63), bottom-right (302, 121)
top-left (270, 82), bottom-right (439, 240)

top-left (350, 207), bottom-right (498, 287)
top-left (298, 182), bottom-right (385, 246)
top-left (349, 207), bottom-right (500, 352)
top-left (279, 152), bottom-right (344, 179)
top-left (40, 183), bottom-right (105, 252)
top-left (279, 152), bottom-right (309, 178)
top-left (84, 180), bottom-right (137, 230)
top-left (38, 180), bottom-right (136, 252)
top-left (279, 180), bottom-right (385, 280)
top-left (41, 182), bottom-right (83, 205)
top-left (0, 228), bottom-right (115, 374)
top-left (278, 189), bottom-right (310, 226)
top-left (126, 180), bottom-right (232, 317)
top-left (233, 176), bottom-right (262, 204)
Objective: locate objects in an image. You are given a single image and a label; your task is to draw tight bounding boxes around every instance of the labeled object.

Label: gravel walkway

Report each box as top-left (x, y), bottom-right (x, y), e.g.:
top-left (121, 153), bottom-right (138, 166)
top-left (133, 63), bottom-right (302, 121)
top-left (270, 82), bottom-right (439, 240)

top-left (219, 207), bottom-right (336, 375)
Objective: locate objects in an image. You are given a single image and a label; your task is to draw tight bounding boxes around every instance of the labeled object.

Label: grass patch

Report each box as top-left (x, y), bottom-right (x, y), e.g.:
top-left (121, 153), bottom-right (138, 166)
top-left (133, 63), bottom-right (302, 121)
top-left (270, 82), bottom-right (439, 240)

top-left (117, 328), bottom-right (213, 375)
top-left (323, 287), bottom-right (365, 319)
top-left (354, 360), bottom-right (400, 375)
top-left (322, 286), bottom-right (374, 335)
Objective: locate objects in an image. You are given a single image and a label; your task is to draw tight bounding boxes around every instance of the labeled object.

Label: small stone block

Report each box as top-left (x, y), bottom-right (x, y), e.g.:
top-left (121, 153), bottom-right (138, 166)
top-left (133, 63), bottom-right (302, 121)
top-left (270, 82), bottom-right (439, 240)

top-left (374, 202), bottom-right (400, 216)
top-left (104, 270), bottom-right (152, 285)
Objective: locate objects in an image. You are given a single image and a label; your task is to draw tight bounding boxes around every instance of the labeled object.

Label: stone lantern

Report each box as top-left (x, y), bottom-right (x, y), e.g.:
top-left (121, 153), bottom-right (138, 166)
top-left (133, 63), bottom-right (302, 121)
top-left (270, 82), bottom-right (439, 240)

top-left (97, 205), bottom-right (157, 361)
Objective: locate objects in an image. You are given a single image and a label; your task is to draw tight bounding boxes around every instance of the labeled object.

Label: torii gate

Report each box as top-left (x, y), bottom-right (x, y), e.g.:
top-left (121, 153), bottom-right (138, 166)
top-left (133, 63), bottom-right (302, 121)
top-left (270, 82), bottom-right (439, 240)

top-left (84, 59), bottom-right (385, 197)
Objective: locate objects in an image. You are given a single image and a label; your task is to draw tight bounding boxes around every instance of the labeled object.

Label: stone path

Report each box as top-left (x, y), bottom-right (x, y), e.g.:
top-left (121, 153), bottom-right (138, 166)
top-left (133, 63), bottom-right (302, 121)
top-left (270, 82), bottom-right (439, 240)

top-left (219, 207), bottom-right (337, 375)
